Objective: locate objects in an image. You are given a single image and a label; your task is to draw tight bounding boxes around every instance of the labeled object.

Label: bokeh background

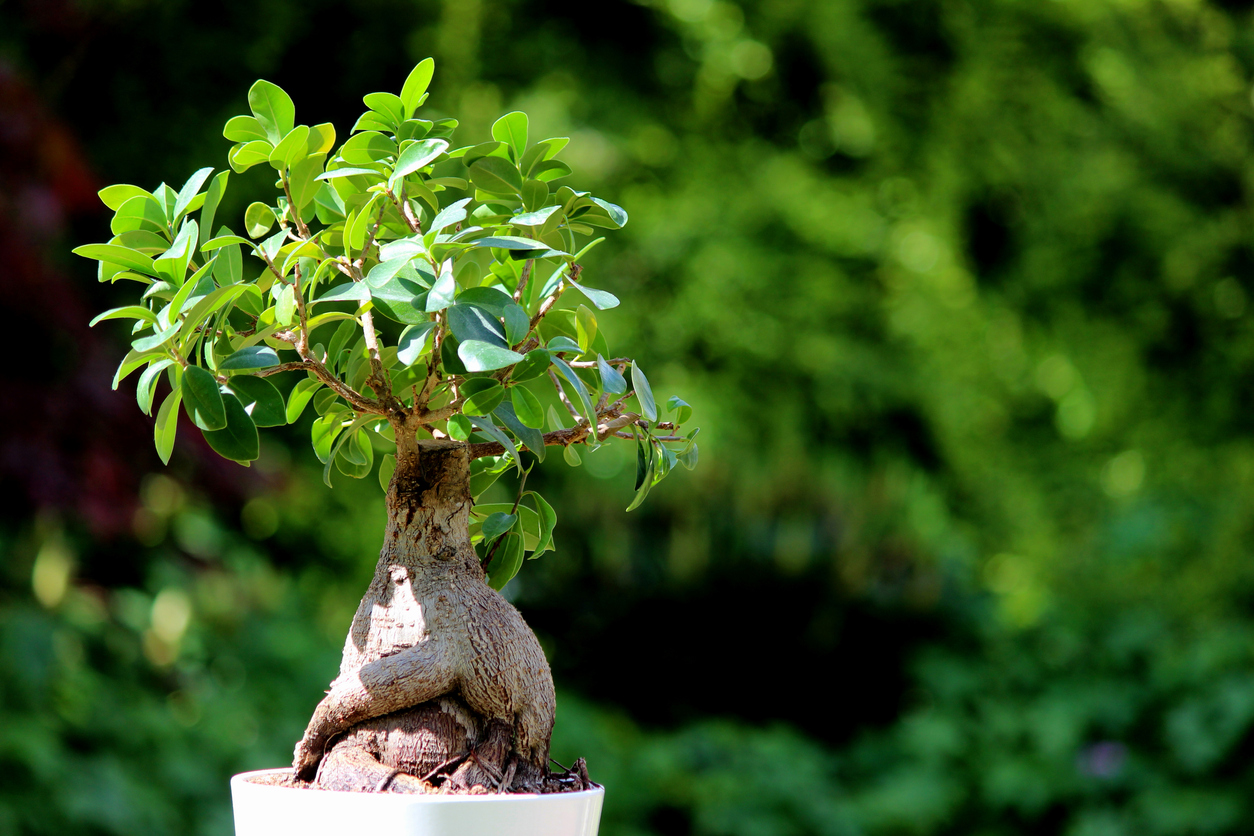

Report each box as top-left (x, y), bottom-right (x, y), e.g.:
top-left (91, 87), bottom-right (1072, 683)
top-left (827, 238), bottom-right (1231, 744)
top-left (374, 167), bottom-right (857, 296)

top-left (4, 0), bottom-right (1254, 833)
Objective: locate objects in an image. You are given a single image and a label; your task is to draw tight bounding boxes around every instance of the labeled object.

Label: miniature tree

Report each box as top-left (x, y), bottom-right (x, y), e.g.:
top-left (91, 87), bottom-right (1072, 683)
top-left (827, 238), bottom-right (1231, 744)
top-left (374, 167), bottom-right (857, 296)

top-left (75, 60), bottom-right (698, 793)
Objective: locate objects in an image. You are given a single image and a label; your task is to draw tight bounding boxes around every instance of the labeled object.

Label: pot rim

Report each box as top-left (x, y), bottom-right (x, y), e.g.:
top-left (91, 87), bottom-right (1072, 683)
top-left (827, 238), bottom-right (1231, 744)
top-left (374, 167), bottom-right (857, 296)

top-left (231, 768), bottom-right (605, 804)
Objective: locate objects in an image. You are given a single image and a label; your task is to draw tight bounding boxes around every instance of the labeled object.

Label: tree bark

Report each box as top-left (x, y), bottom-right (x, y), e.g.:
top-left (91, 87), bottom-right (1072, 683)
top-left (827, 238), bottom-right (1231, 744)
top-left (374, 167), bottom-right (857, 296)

top-left (292, 437), bottom-right (556, 792)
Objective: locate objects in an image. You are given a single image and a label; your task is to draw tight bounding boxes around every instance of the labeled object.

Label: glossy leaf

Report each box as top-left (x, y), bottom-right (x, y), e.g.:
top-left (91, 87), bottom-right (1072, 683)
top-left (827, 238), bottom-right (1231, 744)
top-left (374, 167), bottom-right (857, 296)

top-left (173, 167), bottom-right (214, 222)
top-left (567, 277), bottom-right (620, 310)
top-left (397, 321), bottom-right (437, 366)
top-left (510, 387), bottom-right (544, 428)
top-left (469, 156), bottom-right (523, 195)
top-left (223, 115), bottom-right (268, 143)
top-left (199, 171), bottom-right (229, 247)
top-left (492, 111), bottom-right (529, 159)
top-left (182, 365), bottom-right (227, 430)
top-left (631, 362), bottom-right (657, 421)
top-left (228, 375), bottom-right (286, 427)
top-left (100, 184), bottom-right (151, 211)
top-left (286, 378), bottom-right (322, 423)
top-left (425, 260), bottom-right (457, 312)
top-left (511, 348), bottom-right (550, 382)
top-left (429, 198), bottom-right (471, 233)
top-left (204, 392), bottom-right (260, 463)
top-left (456, 286), bottom-right (514, 318)
top-left (154, 386), bottom-right (182, 465)
top-left (470, 415), bottom-right (521, 472)
top-left (447, 414), bottom-right (473, 441)
top-left (462, 378), bottom-right (506, 416)
top-left (389, 138), bottom-right (449, 189)
top-left (485, 532), bottom-right (524, 590)
top-left (245, 202), bottom-right (276, 238)
top-left (72, 244), bottom-right (158, 276)
top-left (526, 491), bottom-right (557, 556)
top-left (482, 512), bottom-right (517, 541)
top-left (378, 453), bottom-right (397, 492)
top-left (400, 58), bottom-right (435, 116)
top-left (248, 80), bottom-right (295, 144)
top-left (494, 401), bottom-right (545, 461)
top-left (598, 355), bottom-right (627, 395)
top-left (667, 396), bottom-right (693, 425)
top-left (288, 155), bottom-right (325, 209)
top-left (219, 346), bottom-right (280, 372)
top-left (459, 341), bottom-right (524, 372)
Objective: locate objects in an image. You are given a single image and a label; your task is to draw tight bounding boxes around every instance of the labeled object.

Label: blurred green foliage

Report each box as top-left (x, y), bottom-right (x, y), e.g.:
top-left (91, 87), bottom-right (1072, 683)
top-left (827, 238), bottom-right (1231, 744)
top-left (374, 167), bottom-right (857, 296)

top-left (4, 0), bottom-right (1254, 833)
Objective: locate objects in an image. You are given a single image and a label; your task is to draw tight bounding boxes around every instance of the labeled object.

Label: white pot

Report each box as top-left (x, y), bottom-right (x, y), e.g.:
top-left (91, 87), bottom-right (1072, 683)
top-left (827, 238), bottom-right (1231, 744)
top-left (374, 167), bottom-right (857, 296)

top-left (230, 769), bottom-right (604, 836)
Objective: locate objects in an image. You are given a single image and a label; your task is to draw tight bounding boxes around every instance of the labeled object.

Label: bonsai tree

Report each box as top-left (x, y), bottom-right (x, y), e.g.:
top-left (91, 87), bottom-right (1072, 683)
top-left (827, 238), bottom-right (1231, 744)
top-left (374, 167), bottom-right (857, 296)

top-left (75, 60), bottom-right (698, 794)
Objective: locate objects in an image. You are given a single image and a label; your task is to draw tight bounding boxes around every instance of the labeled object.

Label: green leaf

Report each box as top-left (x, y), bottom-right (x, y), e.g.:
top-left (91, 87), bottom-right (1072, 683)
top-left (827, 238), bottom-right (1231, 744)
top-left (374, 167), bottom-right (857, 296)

top-left (576, 305), bottom-right (597, 353)
top-left (461, 379), bottom-right (505, 416)
top-left (547, 335), bottom-right (582, 355)
top-left (525, 491), bottom-right (557, 556)
top-left (598, 355), bottom-right (627, 395)
top-left (397, 321), bottom-right (436, 366)
top-left (389, 138), bottom-right (449, 189)
top-left (520, 180), bottom-right (549, 213)
top-left (268, 126), bottom-right (310, 170)
top-left (459, 341), bottom-right (524, 372)
top-left (631, 362), bottom-right (657, 421)
top-left (678, 441), bottom-right (698, 471)
top-left (494, 401), bottom-right (545, 461)
top-left (201, 234), bottom-right (254, 251)
top-left (563, 444), bottom-right (582, 467)
top-left (321, 415), bottom-right (375, 486)
top-left (369, 276), bottom-right (429, 325)
top-left (429, 198), bottom-right (471, 233)
top-left (154, 219), bottom-right (198, 285)
top-left (511, 386), bottom-right (544, 429)
top-left (132, 322), bottom-right (181, 353)
top-left (532, 160), bottom-right (573, 182)
top-left (471, 235), bottom-right (554, 253)
top-left (513, 205), bottom-right (560, 228)
top-left (248, 80), bottom-right (295, 144)
top-left (286, 378), bottom-right (322, 423)
top-left (448, 304), bottom-right (507, 347)
top-left (100, 184), bottom-right (151, 211)
top-left (363, 92), bottom-right (405, 129)
top-left (400, 58), bottom-right (435, 117)
top-left (173, 167), bottom-right (214, 222)
top-left (482, 512), bottom-right (517, 541)
top-left (378, 452), bottom-right (397, 492)
top-left (511, 348), bottom-right (551, 382)
top-left (204, 392), bottom-right (260, 463)
top-left (551, 356), bottom-right (596, 428)
top-left (317, 282), bottom-right (371, 304)
top-left (90, 305), bottom-right (158, 328)
top-left (456, 286), bottom-right (514, 318)
top-left (503, 304), bottom-right (529, 346)
top-left (228, 375), bottom-right (286, 427)
top-left (470, 415), bottom-right (522, 472)
top-left (626, 431), bottom-right (656, 511)
top-left (366, 256), bottom-right (414, 289)
top-left (228, 140), bottom-right (274, 173)
top-left (223, 115), bottom-right (269, 143)
top-left (72, 244), bottom-right (158, 276)
top-left (492, 111), bottom-right (529, 159)
top-left (306, 122), bottom-right (337, 155)
top-left (154, 386), bottom-right (182, 465)
top-left (485, 532), bottom-right (524, 590)
top-left (338, 131), bottom-right (397, 166)
top-left (567, 277), bottom-right (620, 310)
top-left (219, 346), bottom-right (280, 372)
top-left (182, 365), bottom-right (227, 430)
top-left (335, 428), bottom-right (375, 478)
top-left (425, 259), bottom-right (457, 312)
top-left (667, 396), bottom-right (693, 425)
top-left (136, 358), bottom-right (175, 415)
top-left (245, 203), bottom-right (276, 238)
top-left (316, 165), bottom-right (382, 182)
top-left (199, 171), bottom-right (229, 247)
top-left (447, 413), bottom-right (473, 441)
top-left (469, 156), bottom-right (523, 195)
top-left (288, 155), bottom-right (325, 209)
top-left (110, 194), bottom-right (167, 236)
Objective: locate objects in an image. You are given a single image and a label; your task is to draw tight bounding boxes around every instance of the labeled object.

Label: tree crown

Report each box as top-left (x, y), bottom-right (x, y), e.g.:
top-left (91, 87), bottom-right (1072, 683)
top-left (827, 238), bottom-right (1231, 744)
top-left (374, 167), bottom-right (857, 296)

top-left (76, 60), bottom-right (698, 589)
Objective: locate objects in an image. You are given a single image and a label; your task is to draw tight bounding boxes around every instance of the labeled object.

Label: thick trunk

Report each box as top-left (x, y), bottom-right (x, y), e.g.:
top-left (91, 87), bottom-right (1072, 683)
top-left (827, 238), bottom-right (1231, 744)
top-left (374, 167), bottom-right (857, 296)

top-left (292, 438), bottom-right (556, 793)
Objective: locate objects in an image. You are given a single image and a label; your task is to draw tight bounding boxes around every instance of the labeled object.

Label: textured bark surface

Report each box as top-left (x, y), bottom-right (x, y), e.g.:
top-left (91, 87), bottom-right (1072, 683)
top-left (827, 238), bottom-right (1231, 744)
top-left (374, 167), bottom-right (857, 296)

top-left (292, 438), bottom-right (558, 793)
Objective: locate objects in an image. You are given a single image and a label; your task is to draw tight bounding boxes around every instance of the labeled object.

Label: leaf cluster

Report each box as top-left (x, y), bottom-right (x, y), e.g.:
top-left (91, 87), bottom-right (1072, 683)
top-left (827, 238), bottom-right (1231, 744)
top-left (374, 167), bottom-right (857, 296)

top-left (77, 60), bottom-right (698, 589)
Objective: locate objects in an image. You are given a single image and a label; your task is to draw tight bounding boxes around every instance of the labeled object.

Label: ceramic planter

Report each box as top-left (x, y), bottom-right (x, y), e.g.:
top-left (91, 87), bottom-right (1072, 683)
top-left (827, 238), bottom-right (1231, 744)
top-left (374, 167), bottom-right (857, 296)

top-left (230, 769), bottom-right (604, 836)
